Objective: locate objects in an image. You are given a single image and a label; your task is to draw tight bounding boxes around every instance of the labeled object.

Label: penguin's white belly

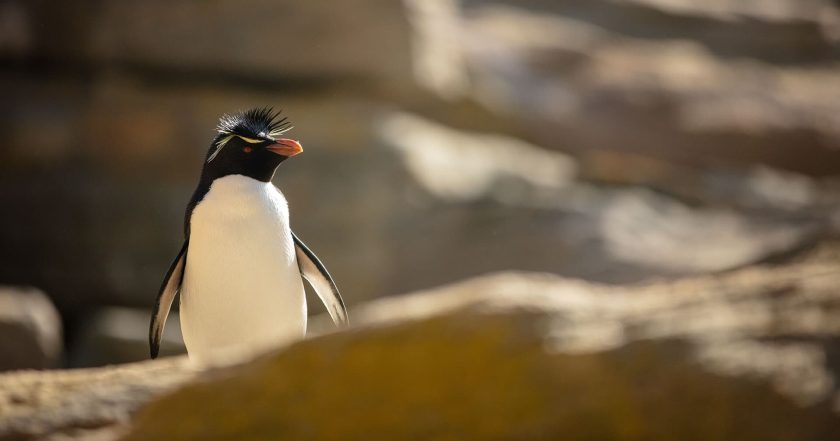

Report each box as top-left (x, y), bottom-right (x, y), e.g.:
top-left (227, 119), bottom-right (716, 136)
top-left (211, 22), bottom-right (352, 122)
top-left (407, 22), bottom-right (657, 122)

top-left (180, 175), bottom-right (306, 364)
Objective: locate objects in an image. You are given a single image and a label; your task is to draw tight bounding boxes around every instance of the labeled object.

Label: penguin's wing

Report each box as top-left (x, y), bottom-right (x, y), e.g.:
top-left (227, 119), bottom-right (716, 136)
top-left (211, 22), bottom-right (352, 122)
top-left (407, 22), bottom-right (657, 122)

top-left (292, 231), bottom-right (349, 326)
top-left (149, 240), bottom-right (188, 359)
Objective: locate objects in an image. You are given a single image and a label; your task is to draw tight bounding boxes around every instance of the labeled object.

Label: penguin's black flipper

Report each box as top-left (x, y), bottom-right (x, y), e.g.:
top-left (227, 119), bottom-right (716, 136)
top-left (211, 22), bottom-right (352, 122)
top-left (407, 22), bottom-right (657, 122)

top-left (292, 231), bottom-right (348, 326)
top-left (149, 240), bottom-right (188, 359)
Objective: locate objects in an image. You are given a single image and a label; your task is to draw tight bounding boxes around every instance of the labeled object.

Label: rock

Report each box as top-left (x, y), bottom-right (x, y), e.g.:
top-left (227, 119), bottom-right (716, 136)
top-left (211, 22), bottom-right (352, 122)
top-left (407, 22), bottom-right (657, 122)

top-left (9, 0), bottom-right (415, 95)
top-left (3, 245), bottom-right (840, 440)
top-left (0, 72), bottom-right (397, 310)
top-left (123, 247), bottom-right (840, 440)
top-left (20, 0), bottom-right (840, 392)
top-left (377, 112), bottom-right (823, 287)
top-left (2, 65), bottom-right (835, 315)
top-left (379, 111), bottom-right (579, 202)
top-left (126, 323), bottom-right (840, 441)
top-left (411, 0), bottom-right (840, 175)
top-left (354, 244), bottom-right (840, 408)
top-left (4, 0), bottom-right (840, 367)
top-left (69, 307), bottom-right (185, 368)
top-left (610, 0), bottom-right (840, 26)
top-left (0, 357), bottom-right (196, 441)
top-left (0, 286), bottom-right (62, 371)
top-left (3, 63), bottom-right (837, 321)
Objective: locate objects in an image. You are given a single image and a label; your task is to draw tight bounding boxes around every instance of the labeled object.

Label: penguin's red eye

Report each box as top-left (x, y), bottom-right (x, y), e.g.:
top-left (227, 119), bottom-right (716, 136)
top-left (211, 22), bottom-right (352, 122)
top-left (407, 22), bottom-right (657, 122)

top-left (243, 146), bottom-right (253, 153)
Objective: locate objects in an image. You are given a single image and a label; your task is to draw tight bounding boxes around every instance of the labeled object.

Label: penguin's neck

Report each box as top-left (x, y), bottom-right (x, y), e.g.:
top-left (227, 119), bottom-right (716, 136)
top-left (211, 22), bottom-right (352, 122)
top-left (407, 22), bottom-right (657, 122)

top-left (185, 173), bottom-right (282, 237)
top-left (190, 175), bottom-right (291, 236)
top-left (207, 175), bottom-right (279, 213)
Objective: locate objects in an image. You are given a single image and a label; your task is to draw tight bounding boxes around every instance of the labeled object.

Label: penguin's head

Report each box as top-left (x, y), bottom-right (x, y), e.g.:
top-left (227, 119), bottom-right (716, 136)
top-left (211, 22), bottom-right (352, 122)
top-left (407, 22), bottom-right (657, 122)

top-left (202, 108), bottom-right (303, 182)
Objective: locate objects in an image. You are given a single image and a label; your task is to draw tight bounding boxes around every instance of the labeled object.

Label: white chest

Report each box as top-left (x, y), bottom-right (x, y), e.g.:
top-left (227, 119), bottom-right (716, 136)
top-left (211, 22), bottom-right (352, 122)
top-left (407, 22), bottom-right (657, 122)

top-left (179, 175), bottom-right (306, 364)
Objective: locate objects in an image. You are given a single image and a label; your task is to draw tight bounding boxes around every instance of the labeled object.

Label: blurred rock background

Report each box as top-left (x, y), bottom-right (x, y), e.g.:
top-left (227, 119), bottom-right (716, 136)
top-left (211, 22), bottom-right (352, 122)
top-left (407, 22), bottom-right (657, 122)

top-left (1, 0), bottom-right (839, 372)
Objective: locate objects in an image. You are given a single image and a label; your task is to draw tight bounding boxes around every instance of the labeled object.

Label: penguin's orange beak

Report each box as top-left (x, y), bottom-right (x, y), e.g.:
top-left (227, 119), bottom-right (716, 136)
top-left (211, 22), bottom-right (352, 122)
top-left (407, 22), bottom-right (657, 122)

top-left (266, 139), bottom-right (303, 157)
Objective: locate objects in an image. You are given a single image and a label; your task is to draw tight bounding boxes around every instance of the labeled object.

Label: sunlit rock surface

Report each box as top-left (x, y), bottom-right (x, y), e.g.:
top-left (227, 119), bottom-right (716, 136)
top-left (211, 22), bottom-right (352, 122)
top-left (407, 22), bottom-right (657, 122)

top-left (5, 245), bottom-right (839, 440)
top-left (124, 247), bottom-right (840, 440)
top-left (378, 112), bottom-right (829, 284)
top-left (126, 321), bottom-right (840, 441)
top-left (351, 245), bottom-right (840, 408)
top-left (411, 0), bottom-right (840, 174)
top-left (0, 357), bottom-right (196, 441)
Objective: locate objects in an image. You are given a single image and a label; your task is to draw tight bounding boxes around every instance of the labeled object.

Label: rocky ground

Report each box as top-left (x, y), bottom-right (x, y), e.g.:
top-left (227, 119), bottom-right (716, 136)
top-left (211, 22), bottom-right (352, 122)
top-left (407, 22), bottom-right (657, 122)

top-left (2, 243), bottom-right (840, 440)
top-left (2, 0), bottom-right (840, 439)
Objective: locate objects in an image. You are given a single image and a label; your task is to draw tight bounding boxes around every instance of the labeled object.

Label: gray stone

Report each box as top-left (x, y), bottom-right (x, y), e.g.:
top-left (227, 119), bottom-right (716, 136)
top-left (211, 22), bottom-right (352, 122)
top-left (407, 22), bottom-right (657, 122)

top-left (410, 0), bottom-right (840, 174)
top-left (10, 0), bottom-right (415, 95)
top-left (0, 286), bottom-right (62, 371)
top-left (0, 74), bottom-right (398, 310)
top-left (377, 112), bottom-right (823, 285)
top-left (69, 307), bottom-right (185, 368)
top-left (2, 67), bottom-right (836, 317)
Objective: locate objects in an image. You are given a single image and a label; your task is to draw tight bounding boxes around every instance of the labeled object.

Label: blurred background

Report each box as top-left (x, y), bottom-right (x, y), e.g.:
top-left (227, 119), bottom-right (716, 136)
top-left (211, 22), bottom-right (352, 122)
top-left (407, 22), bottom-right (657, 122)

top-left (1, 0), bottom-right (839, 371)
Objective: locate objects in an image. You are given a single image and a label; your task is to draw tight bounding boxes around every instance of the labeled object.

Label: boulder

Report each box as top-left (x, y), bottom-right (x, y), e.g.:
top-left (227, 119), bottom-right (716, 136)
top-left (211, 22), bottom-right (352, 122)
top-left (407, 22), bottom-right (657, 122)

top-left (4, 0), bottom-right (840, 323)
top-left (376, 112), bottom-right (830, 290)
top-left (125, 246), bottom-right (840, 440)
top-left (69, 307), bottom-right (185, 368)
top-left (0, 73), bottom-right (396, 310)
top-left (340, 242), bottom-right (840, 409)
top-left (126, 320), bottom-right (840, 441)
top-left (410, 0), bottom-right (840, 174)
top-left (2, 245), bottom-right (840, 440)
top-left (0, 357), bottom-right (196, 441)
top-left (1, 68), bottom-right (836, 314)
top-left (8, 0), bottom-right (415, 95)
top-left (0, 286), bottom-right (62, 371)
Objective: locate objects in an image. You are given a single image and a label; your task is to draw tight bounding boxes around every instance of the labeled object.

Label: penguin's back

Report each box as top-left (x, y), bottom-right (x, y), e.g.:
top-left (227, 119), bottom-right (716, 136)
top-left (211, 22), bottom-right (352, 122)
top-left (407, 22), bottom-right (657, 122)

top-left (180, 174), bottom-right (306, 364)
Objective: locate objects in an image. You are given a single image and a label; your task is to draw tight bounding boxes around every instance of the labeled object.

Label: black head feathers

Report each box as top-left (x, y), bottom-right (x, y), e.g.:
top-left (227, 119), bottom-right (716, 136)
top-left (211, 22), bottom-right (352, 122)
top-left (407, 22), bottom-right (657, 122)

top-left (201, 108), bottom-right (299, 182)
top-left (216, 107), bottom-right (293, 140)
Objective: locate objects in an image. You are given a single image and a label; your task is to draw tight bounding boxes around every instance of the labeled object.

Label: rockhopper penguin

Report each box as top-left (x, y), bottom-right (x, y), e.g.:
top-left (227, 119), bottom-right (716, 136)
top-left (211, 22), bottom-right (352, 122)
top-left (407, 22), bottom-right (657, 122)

top-left (149, 108), bottom-right (348, 364)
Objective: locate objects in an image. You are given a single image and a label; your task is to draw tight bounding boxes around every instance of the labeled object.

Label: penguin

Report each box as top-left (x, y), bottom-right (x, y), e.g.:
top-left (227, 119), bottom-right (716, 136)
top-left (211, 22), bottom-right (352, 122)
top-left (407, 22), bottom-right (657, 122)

top-left (149, 108), bottom-right (348, 364)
